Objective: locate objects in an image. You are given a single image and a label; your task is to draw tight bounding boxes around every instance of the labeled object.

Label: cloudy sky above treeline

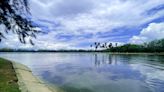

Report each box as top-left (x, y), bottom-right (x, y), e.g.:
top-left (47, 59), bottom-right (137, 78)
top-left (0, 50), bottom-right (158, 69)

top-left (1, 0), bottom-right (164, 50)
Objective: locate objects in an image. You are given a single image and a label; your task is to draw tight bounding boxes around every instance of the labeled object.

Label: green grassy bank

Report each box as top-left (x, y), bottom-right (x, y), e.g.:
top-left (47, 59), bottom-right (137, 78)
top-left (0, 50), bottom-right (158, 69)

top-left (0, 58), bottom-right (20, 92)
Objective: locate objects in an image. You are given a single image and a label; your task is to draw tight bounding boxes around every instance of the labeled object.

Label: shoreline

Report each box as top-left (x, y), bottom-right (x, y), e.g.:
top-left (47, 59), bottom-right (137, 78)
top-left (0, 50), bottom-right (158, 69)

top-left (11, 61), bottom-right (59, 92)
top-left (106, 52), bottom-right (164, 55)
top-left (1, 51), bottom-right (164, 55)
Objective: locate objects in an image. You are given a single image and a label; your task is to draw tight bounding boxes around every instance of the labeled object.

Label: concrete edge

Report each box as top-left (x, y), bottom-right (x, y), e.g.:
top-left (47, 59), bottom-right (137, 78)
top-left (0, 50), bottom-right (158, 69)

top-left (11, 61), bottom-right (58, 92)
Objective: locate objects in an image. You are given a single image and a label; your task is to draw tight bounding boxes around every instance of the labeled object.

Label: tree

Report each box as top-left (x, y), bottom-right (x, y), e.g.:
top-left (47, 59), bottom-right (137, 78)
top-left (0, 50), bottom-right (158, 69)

top-left (115, 43), bottom-right (118, 47)
top-left (0, 0), bottom-right (39, 44)
top-left (106, 38), bottom-right (164, 52)
top-left (94, 42), bottom-right (100, 50)
top-left (108, 43), bottom-right (112, 48)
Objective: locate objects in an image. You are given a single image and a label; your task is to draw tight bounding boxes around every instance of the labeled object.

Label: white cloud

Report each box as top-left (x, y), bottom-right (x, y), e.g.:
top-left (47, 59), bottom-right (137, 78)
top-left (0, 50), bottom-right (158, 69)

top-left (30, 0), bottom-right (164, 34)
top-left (1, 0), bottom-right (164, 49)
top-left (54, 0), bottom-right (164, 35)
top-left (0, 24), bottom-right (124, 50)
top-left (130, 22), bottom-right (164, 44)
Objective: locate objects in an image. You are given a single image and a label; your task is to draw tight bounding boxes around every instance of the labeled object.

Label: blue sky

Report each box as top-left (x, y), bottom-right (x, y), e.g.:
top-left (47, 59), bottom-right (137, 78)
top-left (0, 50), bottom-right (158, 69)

top-left (0, 0), bottom-right (164, 50)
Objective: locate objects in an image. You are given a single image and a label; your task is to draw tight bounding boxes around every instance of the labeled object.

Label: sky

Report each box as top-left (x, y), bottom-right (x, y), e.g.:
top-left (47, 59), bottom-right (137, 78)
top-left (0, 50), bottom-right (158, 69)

top-left (0, 0), bottom-right (164, 50)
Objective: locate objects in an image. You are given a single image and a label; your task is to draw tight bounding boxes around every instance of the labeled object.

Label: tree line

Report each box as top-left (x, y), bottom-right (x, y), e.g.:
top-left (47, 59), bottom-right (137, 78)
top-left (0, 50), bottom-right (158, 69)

top-left (105, 39), bottom-right (164, 52)
top-left (1, 38), bottom-right (164, 52)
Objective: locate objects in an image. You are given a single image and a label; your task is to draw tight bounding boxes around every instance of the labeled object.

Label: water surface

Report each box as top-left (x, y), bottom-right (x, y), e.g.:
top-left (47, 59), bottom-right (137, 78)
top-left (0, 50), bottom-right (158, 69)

top-left (0, 52), bottom-right (164, 92)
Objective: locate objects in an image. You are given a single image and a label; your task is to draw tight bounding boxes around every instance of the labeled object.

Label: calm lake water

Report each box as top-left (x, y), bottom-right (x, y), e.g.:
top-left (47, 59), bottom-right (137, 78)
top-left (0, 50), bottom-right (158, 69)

top-left (0, 52), bottom-right (164, 92)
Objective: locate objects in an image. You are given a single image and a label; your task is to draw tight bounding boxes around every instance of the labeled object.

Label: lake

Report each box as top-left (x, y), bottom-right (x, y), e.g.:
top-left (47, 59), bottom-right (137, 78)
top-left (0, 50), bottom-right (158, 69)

top-left (0, 52), bottom-right (164, 92)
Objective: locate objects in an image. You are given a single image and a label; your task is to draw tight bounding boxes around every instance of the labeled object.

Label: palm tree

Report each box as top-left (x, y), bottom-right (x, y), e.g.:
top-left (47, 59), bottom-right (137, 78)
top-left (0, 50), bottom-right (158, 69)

top-left (108, 43), bottom-right (113, 48)
top-left (104, 42), bottom-right (107, 48)
top-left (115, 43), bottom-right (118, 47)
top-left (92, 42), bottom-right (101, 50)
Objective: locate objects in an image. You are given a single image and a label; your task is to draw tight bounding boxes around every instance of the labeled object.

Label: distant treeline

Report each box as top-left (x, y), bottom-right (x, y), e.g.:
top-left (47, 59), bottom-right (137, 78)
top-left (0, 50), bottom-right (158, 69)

top-left (0, 48), bottom-right (101, 52)
top-left (106, 39), bottom-right (164, 52)
top-left (0, 39), bottom-right (164, 53)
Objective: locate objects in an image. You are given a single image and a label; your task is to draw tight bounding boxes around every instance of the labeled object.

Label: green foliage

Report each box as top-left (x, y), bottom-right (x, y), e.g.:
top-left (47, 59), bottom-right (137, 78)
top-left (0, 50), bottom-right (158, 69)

top-left (109, 44), bottom-right (145, 52)
top-left (108, 38), bottom-right (164, 52)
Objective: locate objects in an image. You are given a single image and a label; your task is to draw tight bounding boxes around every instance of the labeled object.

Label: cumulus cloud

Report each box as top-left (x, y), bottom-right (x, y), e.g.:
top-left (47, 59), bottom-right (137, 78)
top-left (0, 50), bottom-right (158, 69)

top-left (130, 22), bottom-right (164, 44)
top-left (1, 0), bottom-right (164, 49)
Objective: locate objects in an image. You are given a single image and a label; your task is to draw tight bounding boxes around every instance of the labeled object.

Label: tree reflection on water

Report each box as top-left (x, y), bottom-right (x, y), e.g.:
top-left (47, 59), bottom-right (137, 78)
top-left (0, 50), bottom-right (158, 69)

top-left (94, 54), bottom-right (118, 66)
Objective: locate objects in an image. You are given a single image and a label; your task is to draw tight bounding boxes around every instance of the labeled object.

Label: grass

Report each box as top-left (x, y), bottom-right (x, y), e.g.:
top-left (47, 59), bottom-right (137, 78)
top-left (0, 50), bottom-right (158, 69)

top-left (0, 58), bottom-right (21, 92)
